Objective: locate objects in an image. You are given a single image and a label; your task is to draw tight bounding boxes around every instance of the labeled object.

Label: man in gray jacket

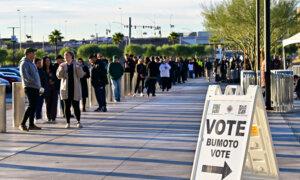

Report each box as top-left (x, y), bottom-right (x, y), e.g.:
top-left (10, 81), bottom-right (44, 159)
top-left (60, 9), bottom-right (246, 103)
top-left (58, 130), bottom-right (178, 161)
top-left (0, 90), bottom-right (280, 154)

top-left (19, 48), bottom-right (43, 131)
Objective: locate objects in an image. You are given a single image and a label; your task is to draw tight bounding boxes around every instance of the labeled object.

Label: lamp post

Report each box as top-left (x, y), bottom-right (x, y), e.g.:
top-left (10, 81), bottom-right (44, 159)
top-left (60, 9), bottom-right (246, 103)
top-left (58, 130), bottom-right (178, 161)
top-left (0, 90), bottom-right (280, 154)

top-left (264, 0), bottom-right (272, 110)
top-left (17, 9), bottom-right (22, 49)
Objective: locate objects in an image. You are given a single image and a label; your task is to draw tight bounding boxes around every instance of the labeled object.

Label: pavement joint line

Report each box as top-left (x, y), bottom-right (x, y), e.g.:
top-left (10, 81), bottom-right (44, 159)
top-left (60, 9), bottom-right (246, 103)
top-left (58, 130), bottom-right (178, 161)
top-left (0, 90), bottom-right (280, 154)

top-left (281, 112), bottom-right (300, 144)
top-left (101, 81), bottom-right (196, 180)
top-left (0, 82), bottom-right (187, 163)
top-left (0, 98), bottom-right (154, 163)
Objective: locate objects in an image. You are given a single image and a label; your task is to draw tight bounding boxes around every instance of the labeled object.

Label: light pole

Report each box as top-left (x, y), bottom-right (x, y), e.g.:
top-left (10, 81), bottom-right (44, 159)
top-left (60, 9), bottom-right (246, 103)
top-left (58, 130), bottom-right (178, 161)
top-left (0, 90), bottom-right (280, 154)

top-left (30, 16), bottom-right (33, 41)
top-left (264, 0), bottom-right (272, 110)
top-left (23, 15), bottom-right (27, 41)
top-left (118, 7), bottom-right (123, 32)
top-left (17, 9), bottom-right (22, 49)
top-left (8, 27), bottom-right (20, 66)
top-left (64, 20), bottom-right (68, 41)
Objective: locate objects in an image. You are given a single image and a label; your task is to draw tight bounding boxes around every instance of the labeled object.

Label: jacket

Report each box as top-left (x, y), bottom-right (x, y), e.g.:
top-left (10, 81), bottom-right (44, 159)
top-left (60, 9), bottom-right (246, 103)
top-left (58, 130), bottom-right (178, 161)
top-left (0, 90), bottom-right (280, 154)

top-left (108, 62), bottom-right (124, 80)
top-left (56, 61), bottom-right (85, 101)
top-left (91, 60), bottom-right (108, 87)
top-left (159, 63), bottom-right (171, 78)
top-left (19, 57), bottom-right (41, 90)
top-left (136, 63), bottom-right (147, 78)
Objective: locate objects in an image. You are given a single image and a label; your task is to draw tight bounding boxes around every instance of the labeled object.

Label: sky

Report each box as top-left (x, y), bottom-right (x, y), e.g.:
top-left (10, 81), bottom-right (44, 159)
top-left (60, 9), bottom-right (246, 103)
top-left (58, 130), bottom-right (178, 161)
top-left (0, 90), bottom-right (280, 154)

top-left (0, 0), bottom-right (223, 42)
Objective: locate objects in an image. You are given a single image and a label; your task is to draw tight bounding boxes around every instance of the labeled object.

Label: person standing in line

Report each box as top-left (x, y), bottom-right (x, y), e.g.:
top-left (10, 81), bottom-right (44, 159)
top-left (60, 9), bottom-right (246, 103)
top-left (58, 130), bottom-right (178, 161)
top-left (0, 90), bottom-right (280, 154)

top-left (108, 56), bottom-right (124, 102)
top-left (78, 58), bottom-right (90, 112)
top-left (133, 58), bottom-right (147, 97)
top-left (124, 54), bottom-right (136, 94)
top-left (188, 60), bottom-right (194, 79)
top-left (43, 56), bottom-right (58, 123)
top-left (89, 54), bottom-right (108, 112)
top-left (204, 58), bottom-right (213, 82)
top-left (53, 55), bottom-right (65, 117)
top-left (146, 57), bottom-right (159, 97)
top-left (34, 58), bottom-right (48, 121)
top-left (57, 51), bottom-right (85, 129)
top-left (19, 48), bottom-right (43, 131)
top-left (159, 59), bottom-right (172, 92)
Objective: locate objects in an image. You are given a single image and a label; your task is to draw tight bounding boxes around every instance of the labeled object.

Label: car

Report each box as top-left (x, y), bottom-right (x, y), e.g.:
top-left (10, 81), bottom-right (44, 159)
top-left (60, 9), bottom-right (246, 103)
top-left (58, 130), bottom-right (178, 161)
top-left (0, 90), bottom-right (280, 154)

top-left (1, 72), bottom-right (19, 76)
top-left (0, 68), bottom-right (20, 77)
top-left (0, 77), bottom-right (11, 92)
top-left (0, 72), bottom-right (21, 85)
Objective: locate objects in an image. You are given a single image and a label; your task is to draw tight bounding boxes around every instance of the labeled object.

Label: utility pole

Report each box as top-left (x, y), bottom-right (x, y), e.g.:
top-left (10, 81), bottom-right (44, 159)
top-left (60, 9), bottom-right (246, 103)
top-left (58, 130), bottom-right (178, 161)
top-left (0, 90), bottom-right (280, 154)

top-left (129, 17), bottom-right (132, 45)
top-left (264, 0), bottom-right (272, 110)
top-left (8, 27), bottom-right (20, 66)
top-left (256, 0), bottom-right (260, 85)
top-left (17, 9), bottom-right (22, 49)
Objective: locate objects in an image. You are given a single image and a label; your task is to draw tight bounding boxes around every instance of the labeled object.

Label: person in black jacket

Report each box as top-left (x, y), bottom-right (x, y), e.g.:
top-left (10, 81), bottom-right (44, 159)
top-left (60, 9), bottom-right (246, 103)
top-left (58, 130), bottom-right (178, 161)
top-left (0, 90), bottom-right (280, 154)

top-left (89, 54), bottom-right (108, 112)
top-left (43, 56), bottom-right (58, 123)
top-left (146, 57), bottom-right (159, 97)
top-left (78, 58), bottom-right (90, 112)
top-left (133, 58), bottom-right (147, 96)
top-left (294, 75), bottom-right (300, 99)
top-left (34, 58), bottom-right (48, 121)
top-left (124, 54), bottom-right (136, 93)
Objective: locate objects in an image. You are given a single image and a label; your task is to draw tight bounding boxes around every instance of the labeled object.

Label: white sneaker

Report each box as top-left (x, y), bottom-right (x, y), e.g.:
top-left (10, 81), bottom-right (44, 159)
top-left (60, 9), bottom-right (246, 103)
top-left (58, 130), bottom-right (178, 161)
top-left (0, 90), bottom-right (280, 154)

top-left (76, 123), bottom-right (83, 129)
top-left (140, 93), bottom-right (144, 97)
top-left (65, 123), bottom-right (70, 129)
top-left (132, 93), bottom-right (136, 97)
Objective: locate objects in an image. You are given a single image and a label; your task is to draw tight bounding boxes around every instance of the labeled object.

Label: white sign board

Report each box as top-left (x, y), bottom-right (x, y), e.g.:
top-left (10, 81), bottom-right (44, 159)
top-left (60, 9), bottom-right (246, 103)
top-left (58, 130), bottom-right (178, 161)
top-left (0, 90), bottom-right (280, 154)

top-left (191, 85), bottom-right (279, 180)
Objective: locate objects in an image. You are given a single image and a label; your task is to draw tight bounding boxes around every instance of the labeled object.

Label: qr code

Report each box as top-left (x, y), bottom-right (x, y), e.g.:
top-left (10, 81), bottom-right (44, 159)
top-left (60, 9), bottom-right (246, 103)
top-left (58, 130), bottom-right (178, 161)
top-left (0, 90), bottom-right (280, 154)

top-left (238, 105), bottom-right (247, 115)
top-left (212, 104), bottom-right (220, 114)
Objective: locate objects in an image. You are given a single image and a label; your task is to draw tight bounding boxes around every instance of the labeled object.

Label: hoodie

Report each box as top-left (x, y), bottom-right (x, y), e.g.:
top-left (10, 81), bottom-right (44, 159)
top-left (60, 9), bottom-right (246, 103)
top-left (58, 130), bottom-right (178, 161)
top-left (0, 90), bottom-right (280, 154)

top-left (108, 56), bottom-right (124, 80)
top-left (19, 57), bottom-right (41, 90)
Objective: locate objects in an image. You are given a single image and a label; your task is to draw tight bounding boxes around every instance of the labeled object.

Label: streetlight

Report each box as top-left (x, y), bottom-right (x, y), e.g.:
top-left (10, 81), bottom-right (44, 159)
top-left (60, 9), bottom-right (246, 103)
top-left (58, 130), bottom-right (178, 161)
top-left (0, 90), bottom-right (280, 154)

top-left (118, 7), bottom-right (123, 32)
top-left (17, 9), bottom-right (21, 49)
top-left (64, 20), bottom-right (68, 41)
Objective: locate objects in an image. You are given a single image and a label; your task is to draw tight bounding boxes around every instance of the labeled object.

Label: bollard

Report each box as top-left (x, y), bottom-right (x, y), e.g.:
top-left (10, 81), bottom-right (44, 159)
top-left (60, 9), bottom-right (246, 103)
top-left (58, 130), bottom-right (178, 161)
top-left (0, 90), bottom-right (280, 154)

top-left (12, 82), bottom-right (25, 128)
top-left (106, 76), bottom-right (113, 102)
top-left (271, 70), bottom-right (294, 112)
top-left (131, 73), bottom-right (138, 95)
top-left (121, 75), bottom-right (125, 98)
top-left (88, 79), bottom-right (98, 107)
top-left (240, 70), bottom-right (260, 94)
top-left (124, 73), bottom-right (131, 96)
top-left (0, 85), bottom-right (6, 133)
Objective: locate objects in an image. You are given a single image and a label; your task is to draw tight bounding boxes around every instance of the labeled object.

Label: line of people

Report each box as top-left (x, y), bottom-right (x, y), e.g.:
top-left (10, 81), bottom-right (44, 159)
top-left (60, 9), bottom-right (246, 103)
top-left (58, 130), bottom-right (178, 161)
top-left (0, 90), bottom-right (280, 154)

top-left (18, 48), bottom-right (202, 132)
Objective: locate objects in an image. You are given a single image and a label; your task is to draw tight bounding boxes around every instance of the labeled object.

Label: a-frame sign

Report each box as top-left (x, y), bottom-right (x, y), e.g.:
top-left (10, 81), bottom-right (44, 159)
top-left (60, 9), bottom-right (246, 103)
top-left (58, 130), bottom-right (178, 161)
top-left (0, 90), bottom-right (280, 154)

top-left (191, 85), bottom-right (279, 180)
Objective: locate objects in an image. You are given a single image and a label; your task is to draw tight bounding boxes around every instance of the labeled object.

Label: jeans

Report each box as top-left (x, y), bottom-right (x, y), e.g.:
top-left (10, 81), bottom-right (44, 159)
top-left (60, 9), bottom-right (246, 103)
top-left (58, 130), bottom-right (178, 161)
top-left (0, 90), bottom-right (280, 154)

top-left (189, 70), bottom-right (194, 79)
top-left (35, 95), bottom-right (44, 119)
top-left (45, 86), bottom-right (58, 121)
top-left (111, 78), bottom-right (121, 101)
top-left (63, 99), bottom-right (80, 124)
top-left (21, 87), bottom-right (39, 127)
top-left (94, 85), bottom-right (106, 108)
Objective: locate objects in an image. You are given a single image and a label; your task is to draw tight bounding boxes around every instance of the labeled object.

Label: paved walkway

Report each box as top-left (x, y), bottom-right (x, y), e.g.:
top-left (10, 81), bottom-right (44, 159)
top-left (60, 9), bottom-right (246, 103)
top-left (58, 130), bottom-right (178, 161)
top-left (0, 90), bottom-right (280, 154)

top-left (0, 78), bottom-right (299, 180)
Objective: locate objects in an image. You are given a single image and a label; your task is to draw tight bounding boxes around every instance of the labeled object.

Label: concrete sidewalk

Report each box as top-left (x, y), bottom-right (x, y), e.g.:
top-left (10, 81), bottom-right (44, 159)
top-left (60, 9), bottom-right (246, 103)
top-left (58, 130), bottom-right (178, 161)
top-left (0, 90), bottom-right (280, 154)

top-left (0, 78), bottom-right (299, 180)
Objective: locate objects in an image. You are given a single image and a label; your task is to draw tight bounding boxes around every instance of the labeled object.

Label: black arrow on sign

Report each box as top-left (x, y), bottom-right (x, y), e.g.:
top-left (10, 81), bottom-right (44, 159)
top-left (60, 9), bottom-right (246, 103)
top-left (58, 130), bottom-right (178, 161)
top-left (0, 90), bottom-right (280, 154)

top-left (201, 161), bottom-right (232, 180)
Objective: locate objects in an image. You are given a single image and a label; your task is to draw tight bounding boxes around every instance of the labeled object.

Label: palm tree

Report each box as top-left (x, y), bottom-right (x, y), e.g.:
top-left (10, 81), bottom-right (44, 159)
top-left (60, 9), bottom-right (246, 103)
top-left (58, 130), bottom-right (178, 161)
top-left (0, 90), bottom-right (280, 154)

top-left (49, 29), bottom-right (64, 56)
top-left (168, 32), bottom-right (180, 45)
top-left (112, 32), bottom-right (124, 46)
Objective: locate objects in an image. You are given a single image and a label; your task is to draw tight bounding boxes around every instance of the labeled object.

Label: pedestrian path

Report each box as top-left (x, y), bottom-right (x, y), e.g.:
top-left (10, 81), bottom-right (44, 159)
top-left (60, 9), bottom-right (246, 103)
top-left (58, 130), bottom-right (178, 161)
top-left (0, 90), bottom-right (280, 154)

top-left (0, 78), bottom-right (299, 179)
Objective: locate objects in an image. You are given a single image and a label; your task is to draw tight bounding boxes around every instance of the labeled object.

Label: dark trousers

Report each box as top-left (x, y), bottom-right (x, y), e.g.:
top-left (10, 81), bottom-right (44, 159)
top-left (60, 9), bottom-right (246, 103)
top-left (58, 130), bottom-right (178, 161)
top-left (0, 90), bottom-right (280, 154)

top-left (82, 98), bottom-right (87, 110)
top-left (63, 99), bottom-right (80, 124)
top-left (134, 76), bottom-right (145, 93)
top-left (94, 85), bottom-right (106, 108)
top-left (35, 95), bottom-right (44, 119)
top-left (161, 77), bottom-right (171, 90)
top-left (146, 79), bottom-right (156, 96)
top-left (21, 87), bottom-right (39, 126)
top-left (189, 71), bottom-right (194, 78)
top-left (45, 87), bottom-right (58, 121)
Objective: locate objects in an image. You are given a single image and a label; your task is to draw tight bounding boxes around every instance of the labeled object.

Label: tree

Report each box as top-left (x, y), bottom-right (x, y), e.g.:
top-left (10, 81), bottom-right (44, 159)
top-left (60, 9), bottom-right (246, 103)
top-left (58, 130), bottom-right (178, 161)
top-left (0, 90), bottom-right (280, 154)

top-left (191, 45), bottom-right (205, 56)
top-left (124, 44), bottom-right (145, 56)
top-left (77, 44), bottom-right (101, 59)
top-left (49, 29), bottom-right (64, 56)
top-left (99, 44), bottom-right (123, 60)
top-left (157, 45), bottom-right (175, 56)
top-left (202, 0), bottom-right (299, 68)
top-left (143, 44), bottom-right (158, 57)
top-left (173, 44), bottom-right (193, 57)
top-left (59, 47), bottom-right (76, 56)
top-left (168, 32), bottom-right (180, 44)
top-left (112, 32), bottom-right (124, 46)
top-left (0, 49), bottom-right (8, 66)
top-left (35, 49), bottom-right (47, 59)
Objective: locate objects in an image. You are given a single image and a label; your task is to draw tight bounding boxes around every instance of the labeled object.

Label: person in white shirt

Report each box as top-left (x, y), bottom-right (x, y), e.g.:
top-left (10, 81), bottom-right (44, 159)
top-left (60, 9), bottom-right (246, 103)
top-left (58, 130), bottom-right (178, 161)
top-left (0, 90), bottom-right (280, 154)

top-left (159, 59), bottom-right (172, 91)
top-left (188, 60), bottom-right (194, 79)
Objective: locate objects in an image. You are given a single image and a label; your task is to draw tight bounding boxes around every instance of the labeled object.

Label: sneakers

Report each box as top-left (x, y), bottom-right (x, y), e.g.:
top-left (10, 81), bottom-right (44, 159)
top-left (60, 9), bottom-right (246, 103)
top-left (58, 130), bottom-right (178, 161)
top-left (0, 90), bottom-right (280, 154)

top-left (76, 123), bottom-right (83, 129)
top-left (140, 93), bottom-right (144, 97)
top-left (94, 108), bottom-right (101, 112)
top-left (19, 125), bottom-right (29, 132)
top-left (65, 123), bottom-right (70, 129)
top-left (101, 106), bottom-right (107, 112)
top-left (132, 93), bottom-right (136, 97)
top-left (28, 125), bottom-right (42, 130)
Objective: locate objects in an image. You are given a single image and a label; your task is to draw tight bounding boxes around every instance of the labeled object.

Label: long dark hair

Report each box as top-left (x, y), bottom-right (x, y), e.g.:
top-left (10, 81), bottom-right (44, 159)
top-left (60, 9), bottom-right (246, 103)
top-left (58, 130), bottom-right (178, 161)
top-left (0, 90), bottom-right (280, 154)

top-left (42, 56), bottom-right (53, 72)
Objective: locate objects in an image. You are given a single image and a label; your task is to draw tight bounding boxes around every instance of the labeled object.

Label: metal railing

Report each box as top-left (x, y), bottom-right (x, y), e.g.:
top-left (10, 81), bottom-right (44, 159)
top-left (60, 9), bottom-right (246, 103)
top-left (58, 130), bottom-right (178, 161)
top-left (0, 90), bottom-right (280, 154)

top-left (271, 70), bottom-right (294, 112)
